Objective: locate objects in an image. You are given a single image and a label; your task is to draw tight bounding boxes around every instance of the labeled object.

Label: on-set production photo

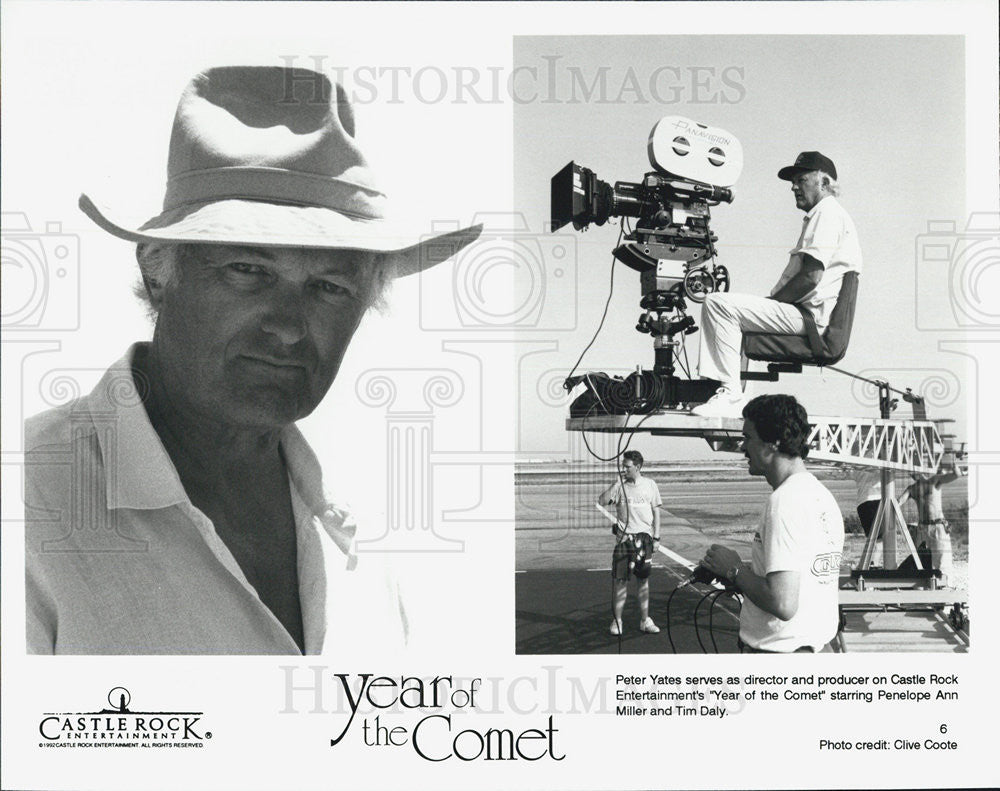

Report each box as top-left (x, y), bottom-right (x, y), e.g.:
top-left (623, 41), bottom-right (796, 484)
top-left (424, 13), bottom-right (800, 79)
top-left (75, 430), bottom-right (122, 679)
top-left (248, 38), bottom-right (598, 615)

top-left (513, 34), bottom-right (971, 655)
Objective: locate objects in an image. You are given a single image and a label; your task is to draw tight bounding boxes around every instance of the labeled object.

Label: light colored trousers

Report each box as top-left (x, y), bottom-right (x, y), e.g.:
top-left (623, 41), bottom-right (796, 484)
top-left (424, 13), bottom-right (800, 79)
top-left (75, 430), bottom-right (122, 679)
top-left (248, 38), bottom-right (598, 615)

top-left (697, 293), bottom-right (807, 391)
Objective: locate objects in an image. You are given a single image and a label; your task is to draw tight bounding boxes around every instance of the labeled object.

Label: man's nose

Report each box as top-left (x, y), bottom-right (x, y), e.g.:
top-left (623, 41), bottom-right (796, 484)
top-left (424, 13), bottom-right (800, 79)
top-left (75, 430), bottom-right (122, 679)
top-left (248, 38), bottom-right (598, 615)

top-left (260, 287), bottom-right (308, 345)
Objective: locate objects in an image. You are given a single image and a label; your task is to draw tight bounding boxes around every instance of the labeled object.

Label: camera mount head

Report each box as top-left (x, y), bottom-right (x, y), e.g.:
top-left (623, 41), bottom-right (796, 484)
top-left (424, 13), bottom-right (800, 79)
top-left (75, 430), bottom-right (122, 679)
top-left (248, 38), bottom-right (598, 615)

top-left (552, 116), bottom-right (743, 410)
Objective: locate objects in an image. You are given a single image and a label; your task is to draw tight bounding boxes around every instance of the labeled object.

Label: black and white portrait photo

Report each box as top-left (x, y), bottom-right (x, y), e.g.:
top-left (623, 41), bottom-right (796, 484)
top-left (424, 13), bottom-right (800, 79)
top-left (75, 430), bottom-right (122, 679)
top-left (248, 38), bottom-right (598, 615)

top-left (2, 2), bottom-right (997, 790)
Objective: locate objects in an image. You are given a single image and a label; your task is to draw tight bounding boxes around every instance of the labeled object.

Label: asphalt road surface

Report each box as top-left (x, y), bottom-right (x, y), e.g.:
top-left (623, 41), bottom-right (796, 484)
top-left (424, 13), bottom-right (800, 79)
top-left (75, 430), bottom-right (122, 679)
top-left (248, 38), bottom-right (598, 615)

top-left (515, 472), bottom-right (967, 654)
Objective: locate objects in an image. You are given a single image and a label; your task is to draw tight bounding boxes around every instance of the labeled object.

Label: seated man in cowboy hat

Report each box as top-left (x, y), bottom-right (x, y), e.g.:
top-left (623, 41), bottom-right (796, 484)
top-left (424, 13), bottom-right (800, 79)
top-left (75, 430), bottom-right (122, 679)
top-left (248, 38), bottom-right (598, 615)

top-left (691, 152), bottom-right (862, 418)
top-left (23, 65), bottom-right (480, 655)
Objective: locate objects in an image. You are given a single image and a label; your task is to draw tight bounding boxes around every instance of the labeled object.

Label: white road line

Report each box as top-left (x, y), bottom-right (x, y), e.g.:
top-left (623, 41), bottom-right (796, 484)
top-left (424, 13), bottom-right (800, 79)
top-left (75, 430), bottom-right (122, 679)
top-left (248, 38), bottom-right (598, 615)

top-left (594, 502), bottom-right (741, 624)
top-left (655, 542), bottom-right (697, 572)
top-left (596, 502), bottom-right (700, 571)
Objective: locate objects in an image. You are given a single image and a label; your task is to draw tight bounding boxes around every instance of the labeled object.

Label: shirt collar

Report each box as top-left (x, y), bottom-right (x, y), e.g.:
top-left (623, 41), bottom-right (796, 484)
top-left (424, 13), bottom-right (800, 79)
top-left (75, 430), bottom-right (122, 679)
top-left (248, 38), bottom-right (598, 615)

top-left (84, 343), bottom-right (356, 557)
top-left (803, 194), bottom-right (836, 221)
top-left (82, 345), bottom-right (188, 510)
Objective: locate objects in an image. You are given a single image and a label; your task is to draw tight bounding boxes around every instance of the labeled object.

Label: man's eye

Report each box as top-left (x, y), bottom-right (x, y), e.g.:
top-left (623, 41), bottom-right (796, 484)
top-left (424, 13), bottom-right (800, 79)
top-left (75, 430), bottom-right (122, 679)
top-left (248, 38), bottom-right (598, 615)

top-left (228, 262), bottom-right (267, 276)
top-left (315, 280), bottom-right (356, 299)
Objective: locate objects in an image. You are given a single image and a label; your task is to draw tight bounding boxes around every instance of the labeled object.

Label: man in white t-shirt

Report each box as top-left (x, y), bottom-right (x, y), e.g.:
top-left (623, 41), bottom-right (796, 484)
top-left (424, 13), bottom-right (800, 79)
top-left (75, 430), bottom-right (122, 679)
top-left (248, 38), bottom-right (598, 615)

top-left (692, 152), bottom-right (863, 418)
top-left (597, 450), bottom-right (663, 636)
top-left (701, 395), bottom-right (845, 652)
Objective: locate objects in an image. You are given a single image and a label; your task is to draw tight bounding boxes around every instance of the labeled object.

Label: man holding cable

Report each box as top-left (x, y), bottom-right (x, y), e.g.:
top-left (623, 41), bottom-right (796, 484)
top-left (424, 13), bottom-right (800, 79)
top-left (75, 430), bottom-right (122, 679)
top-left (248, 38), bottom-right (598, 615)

top-left (597, 450), bottom-right (662, 636)
top-left (700, 395), bottom-right (844, 653)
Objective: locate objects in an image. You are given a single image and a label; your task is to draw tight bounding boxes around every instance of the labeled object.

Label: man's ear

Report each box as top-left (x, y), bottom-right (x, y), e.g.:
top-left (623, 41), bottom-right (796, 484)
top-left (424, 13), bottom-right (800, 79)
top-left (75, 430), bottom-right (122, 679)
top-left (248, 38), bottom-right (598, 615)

top-left (136, 245), bottom-right (167, 309)
top-left (140, 273), bottom-right (165, 309)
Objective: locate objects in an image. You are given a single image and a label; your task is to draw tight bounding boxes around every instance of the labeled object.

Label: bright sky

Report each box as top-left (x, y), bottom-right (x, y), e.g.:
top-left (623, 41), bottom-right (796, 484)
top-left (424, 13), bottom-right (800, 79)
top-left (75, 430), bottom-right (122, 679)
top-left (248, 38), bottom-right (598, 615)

top-left (0, 12), bottom-right (990, 477)
top-left (513, 35), bottom-right (971, 461)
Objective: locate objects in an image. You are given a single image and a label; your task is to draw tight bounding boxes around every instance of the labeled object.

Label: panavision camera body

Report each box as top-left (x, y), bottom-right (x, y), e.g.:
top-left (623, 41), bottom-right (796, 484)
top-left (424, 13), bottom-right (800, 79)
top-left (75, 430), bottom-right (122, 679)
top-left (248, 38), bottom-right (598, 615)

top-left (551, 117), bottom-right (744, 413)
top-left (551, 116), bottom-right (742, 301)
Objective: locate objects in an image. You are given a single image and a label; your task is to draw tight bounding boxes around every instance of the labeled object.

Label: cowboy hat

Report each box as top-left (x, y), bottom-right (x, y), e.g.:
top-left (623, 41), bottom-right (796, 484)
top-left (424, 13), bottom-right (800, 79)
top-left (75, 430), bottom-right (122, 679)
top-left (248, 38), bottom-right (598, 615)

top-left (79, 64), bottom-right (482, 276)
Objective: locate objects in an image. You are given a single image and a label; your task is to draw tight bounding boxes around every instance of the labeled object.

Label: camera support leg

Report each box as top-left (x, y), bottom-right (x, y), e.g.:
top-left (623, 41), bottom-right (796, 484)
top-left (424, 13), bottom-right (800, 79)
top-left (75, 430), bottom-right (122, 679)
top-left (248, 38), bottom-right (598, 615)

top-left (653, 337), bottom-right (675, 378)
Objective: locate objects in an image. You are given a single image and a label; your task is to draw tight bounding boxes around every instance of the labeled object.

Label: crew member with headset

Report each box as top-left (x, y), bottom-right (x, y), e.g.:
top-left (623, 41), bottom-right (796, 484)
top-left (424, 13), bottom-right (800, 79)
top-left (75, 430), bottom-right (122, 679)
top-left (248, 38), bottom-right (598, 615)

top-left (700, 395), bottom-right (845, 653)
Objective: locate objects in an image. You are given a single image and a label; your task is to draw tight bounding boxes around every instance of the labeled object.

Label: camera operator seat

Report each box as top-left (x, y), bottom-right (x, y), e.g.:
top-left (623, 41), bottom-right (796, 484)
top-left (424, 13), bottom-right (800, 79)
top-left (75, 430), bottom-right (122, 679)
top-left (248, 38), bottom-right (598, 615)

top-left (742, 271), bottom-right (859, 375)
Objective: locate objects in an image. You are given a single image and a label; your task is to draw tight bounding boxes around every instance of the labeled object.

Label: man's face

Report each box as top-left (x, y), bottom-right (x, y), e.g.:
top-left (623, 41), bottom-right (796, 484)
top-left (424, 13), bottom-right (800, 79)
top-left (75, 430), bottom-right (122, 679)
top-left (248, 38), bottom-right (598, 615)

top-left (790, 171), bottom-right (826, 212)
top-left (621, 459), bottom-right (640, 482)
top-left (152, 244), bottom-right (375, 431)
top-left (741, 419), bottom-right (771, 477)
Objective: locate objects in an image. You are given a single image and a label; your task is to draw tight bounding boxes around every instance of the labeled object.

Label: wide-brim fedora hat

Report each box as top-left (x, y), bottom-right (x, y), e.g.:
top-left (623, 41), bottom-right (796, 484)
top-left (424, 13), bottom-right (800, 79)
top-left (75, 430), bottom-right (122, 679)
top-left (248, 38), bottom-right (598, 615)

top-left (79, 64), bottom-right (482, 277)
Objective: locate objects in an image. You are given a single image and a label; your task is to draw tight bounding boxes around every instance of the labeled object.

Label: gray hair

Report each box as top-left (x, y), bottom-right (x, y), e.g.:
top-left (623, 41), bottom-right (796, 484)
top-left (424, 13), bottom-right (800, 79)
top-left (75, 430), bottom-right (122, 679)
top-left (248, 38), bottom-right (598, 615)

top-left (818, 171), bottom-right (841, 198)
top-left (134, 242), bottom-right (394, 316)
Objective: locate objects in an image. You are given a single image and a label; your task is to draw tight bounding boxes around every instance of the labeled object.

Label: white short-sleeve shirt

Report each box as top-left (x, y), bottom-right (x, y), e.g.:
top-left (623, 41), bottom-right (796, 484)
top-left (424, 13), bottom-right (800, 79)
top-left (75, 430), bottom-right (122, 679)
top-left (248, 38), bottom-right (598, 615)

top-left (607, 477), bottom-right (662, 535)
top-left (770, 196), bottom-right (863, 329)
top-left (740, 472), bottom-right (845, 651)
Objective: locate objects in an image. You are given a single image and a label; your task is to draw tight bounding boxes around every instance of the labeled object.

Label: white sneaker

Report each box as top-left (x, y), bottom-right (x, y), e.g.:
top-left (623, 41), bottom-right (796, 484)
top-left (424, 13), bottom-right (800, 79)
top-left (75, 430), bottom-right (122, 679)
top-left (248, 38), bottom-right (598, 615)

top-left (639, 617), bottom-right (660, 634)
top-left (610, 619), bottom-right (623, 636)
top-left (690, 388), bottom-right (747, 418)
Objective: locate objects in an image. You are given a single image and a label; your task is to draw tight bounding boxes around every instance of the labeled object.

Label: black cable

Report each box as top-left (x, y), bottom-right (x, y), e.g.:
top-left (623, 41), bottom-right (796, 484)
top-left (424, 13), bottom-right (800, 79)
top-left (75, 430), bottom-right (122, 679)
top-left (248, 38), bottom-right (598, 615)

top-left (676, 333), bottom-right (692, 380)
top-left (608, 410), bottom-right (634, 653)
top-left (665, 584), bottom-right (681, 653)
top-left (564, 224), bottom-right (626, 386)
top-left (579, 379), bottom-right (656, 460)
top-left (611, 416), bottom-right (634, 653)
top-left (692, 586), bottom-right (739, 654)
top-left (580, 401), bottom-right (623, 462)
top-left (693, 589), bottom-right (716, 653)
top-left (707, 589), bottom-right (732, 653)
top-left (601, 408), bottom-right (660, 649)
top-left (681, 330), bottom-right (693, 380)
top-left (705, 589), bottom-right (722, 653)
top-left (709, 588), bottom-right (743, 654)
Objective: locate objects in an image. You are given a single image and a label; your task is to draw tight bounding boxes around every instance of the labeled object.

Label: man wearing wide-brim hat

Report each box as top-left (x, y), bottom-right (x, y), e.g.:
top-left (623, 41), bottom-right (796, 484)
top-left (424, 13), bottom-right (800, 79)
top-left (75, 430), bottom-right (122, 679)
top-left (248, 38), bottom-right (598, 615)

top-left (24, 65), bottom-right (481, 655)
top-left (690, 151), bottom-right (863, 418)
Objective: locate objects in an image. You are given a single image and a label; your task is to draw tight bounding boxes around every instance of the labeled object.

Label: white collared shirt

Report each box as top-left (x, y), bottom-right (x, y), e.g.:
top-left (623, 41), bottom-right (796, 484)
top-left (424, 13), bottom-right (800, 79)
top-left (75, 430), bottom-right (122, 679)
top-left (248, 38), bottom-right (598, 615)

top-left (24, 345), bottom-right (407, 655)
top-left (769, 195), bottom-right (863, 329)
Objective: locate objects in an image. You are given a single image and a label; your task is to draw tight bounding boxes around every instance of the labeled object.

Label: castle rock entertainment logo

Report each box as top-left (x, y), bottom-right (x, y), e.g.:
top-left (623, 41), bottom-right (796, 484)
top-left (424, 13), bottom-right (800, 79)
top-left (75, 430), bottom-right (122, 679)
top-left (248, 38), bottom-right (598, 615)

top-left (38, 687), bottom-right (211, 750)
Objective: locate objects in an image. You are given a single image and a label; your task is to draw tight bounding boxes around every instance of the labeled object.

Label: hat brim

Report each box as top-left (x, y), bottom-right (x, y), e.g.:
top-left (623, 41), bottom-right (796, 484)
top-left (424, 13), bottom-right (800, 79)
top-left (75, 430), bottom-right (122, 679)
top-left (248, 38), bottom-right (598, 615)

top-left (79, 193), bottom-right (482, 278)
top-left (777, 165), bottom-right (811, 181)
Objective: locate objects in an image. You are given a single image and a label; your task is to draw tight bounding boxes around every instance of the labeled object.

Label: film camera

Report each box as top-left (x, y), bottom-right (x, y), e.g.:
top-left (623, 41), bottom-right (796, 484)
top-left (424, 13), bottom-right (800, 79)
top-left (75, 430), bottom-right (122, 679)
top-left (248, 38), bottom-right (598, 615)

top-left (550, 116), bottom-right (743, 413)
